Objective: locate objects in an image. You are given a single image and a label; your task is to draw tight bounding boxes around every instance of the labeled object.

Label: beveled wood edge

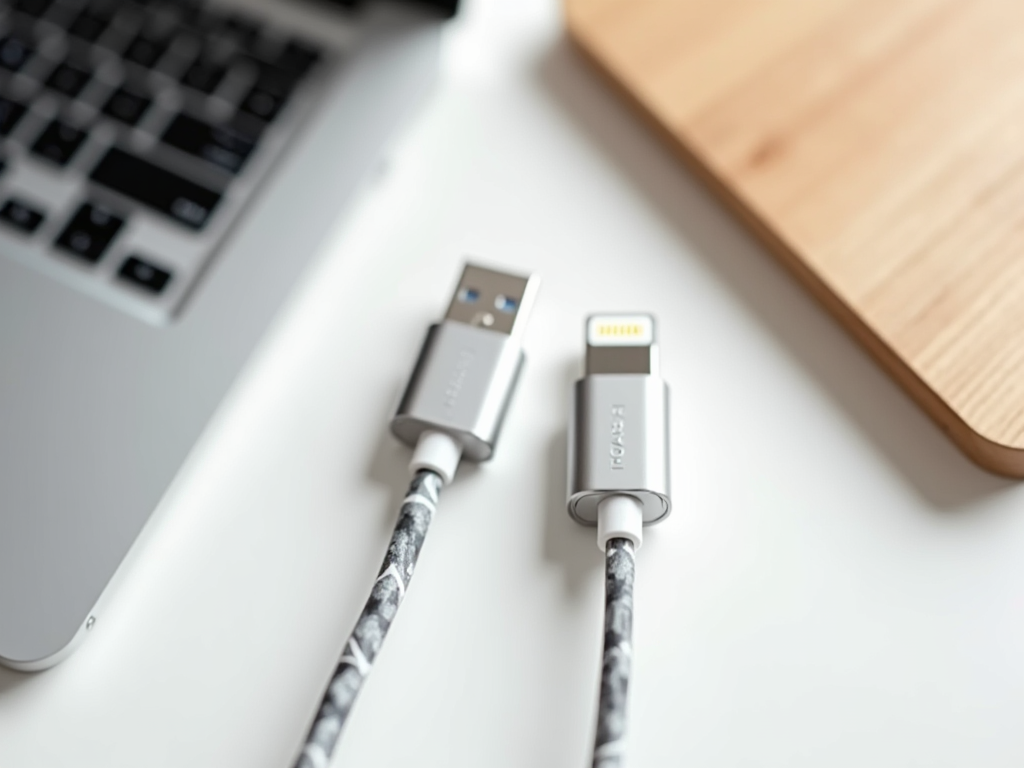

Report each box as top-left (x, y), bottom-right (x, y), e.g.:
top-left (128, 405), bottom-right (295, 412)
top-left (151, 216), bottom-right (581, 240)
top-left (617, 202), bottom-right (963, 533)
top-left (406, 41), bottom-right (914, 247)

top-left (562, 24), bottom-right (1024, 478)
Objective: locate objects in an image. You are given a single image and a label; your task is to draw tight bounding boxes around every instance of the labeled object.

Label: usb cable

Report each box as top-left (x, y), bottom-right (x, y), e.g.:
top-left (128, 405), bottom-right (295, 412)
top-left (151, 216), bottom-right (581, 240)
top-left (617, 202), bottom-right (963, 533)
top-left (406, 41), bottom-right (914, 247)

top-left (294, 263), bottom-right (539, 768)
top-left (567, 314), bottom-right (671, 768)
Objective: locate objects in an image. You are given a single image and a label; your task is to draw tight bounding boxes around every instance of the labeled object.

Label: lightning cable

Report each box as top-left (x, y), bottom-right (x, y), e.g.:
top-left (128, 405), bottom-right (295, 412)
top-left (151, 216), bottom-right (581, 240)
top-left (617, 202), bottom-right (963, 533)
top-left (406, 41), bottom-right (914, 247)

top-left (294, 263), bottom-right (539, 768)
top-left (567, 314), bottom-right (672, 768)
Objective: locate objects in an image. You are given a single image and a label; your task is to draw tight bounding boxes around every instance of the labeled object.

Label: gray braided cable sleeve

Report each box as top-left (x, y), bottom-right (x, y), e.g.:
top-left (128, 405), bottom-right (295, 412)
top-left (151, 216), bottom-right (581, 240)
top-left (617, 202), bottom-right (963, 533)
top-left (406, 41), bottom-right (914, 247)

top-left (294, 469), bottom-right (443, 768)
top-left (592, 537), bottom-right (636, 768)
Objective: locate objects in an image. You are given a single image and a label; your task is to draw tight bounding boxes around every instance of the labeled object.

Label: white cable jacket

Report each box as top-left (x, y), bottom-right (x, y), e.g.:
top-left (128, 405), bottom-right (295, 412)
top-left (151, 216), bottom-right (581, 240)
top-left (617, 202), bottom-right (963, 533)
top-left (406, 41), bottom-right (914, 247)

top-left (410, 430), bottom-right (463, 485)
top-left (596, 494), bottom-right (644, 551)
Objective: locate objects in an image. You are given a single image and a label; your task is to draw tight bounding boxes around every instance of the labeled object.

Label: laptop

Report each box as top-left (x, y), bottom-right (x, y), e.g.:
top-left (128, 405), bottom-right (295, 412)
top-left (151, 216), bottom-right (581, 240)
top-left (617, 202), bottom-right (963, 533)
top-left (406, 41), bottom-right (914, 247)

top-left (0, 0), bottom-right (457, 670)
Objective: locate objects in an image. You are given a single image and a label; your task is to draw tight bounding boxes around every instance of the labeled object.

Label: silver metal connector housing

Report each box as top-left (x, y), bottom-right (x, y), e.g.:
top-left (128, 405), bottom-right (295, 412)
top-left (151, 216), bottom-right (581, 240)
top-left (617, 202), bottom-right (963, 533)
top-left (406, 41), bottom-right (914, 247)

top-left (390, 263), bottom-right (539, 462)
top-left (568, 314), bottom-right (671, 525)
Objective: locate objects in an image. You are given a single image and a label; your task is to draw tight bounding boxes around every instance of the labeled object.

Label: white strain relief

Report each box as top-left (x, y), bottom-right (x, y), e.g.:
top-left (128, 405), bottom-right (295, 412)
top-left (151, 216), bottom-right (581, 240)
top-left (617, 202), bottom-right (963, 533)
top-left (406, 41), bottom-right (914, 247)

top-left (410, 430), bottom-right (462, 486)
top-left (596, 494), bottom-right (644, 551)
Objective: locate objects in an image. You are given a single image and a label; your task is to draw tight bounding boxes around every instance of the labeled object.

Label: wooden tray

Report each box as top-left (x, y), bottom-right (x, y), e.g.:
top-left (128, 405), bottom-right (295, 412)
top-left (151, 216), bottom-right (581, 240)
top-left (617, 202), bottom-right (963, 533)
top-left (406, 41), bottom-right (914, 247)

top-left (566, 0), bottom-right (1024, 476)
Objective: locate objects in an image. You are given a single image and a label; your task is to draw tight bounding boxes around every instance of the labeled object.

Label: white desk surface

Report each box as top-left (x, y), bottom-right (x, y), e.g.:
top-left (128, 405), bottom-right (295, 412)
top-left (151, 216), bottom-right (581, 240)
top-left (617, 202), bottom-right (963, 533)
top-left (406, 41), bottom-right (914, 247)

top-left (4, 2), bottom-right (1024, 766)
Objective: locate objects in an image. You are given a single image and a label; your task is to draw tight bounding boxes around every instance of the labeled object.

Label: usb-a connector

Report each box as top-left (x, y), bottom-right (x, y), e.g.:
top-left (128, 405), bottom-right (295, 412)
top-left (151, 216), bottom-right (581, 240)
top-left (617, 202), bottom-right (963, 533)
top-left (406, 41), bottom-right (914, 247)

top-left (444, 264), bottom-right (539, 339)
top-left (295, 264), bottom-right (539, 766)
top-left (390, 263), bottom-right (539, 473)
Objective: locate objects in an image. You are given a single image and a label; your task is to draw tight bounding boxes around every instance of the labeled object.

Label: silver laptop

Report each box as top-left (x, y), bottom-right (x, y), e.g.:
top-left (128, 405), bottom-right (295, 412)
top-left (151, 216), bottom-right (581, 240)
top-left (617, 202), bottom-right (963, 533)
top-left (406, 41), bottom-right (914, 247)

top-left (0, 0), bottom-right (456, 670)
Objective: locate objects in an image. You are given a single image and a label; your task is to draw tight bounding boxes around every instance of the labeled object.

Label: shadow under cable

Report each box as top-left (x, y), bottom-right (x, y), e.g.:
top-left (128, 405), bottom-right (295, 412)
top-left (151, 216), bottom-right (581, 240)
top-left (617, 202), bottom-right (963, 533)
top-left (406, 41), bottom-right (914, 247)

top-left (0, 666), bottom-right (30, 694)
top-left (535, 36), bottom-right (1015, 511)
top-left (540, 362), bottom-right (603, 597)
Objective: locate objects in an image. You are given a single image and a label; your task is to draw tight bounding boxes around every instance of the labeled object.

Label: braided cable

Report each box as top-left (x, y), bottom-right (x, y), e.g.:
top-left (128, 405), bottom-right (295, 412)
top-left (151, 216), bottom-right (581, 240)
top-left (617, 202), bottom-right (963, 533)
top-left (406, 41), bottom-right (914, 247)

top-left (295, 469), bottom-right (443, 768)
top-left (592, 537), bottom-right (636, 768)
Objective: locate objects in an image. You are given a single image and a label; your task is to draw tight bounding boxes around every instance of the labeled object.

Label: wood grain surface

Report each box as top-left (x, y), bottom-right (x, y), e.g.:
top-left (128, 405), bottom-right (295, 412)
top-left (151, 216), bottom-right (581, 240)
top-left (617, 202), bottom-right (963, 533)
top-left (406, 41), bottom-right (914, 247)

top-left (566, 0), bottom-right (1024, 476)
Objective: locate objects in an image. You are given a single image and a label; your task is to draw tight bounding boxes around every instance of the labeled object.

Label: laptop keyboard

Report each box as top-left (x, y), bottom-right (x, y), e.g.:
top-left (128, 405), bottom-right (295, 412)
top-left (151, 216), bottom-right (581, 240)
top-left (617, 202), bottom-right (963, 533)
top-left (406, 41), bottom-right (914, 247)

top-left (0, 0), bottom-right (333, 323)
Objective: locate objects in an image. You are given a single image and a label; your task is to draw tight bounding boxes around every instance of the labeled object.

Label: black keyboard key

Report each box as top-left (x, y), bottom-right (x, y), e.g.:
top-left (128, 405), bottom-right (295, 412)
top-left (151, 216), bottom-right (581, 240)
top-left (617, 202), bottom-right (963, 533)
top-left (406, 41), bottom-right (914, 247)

top-left (180, 58), bottom-right (225, 94)
top-left (221, 12), bottom-right (261, 44)
top-left (31, 120), bottom-right (87, 166)
top-left (255, 63), bottom-right (297, 97)
top-left (55, 203), bottom-right (124, 262)
top-left (0, 36), bottom-right (33, 72)
top-left (169, 28), bottom-right (202, 58)
top-left (107, 3), bottom-right (144, 31)
top-left (123, 33), bottom-right (168, 68)
top-left (0, 198), bottom-right (45, 233)
top-left (0, 96), bottom-right (27, 135)
top-left (161, 113), bottom-right (255, 173)
top-left (118, 255), bottom-right (172, 294)
top-left (13, 0), bottom-right (53, 18)
top-left (174, 1), bottom-right (205, 27)
top-left (180, 6), bottom-right (226, 32)
top-left (102, 86), bottom-right (151, 125)
top-left (68, 10), bottom-right (110, 42)
top-left (90, 148), bottom-right (221, 229)
top-left (235, 54), bottom-right (298, 97)
top-left (84, 0), bottom-right (120, 13)
top-left (276, 39), bottom-right (320, 77)
top-left (45, 61), bottom-right (92, 98)
top-left (238, 84), bottom-right (286, 122)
